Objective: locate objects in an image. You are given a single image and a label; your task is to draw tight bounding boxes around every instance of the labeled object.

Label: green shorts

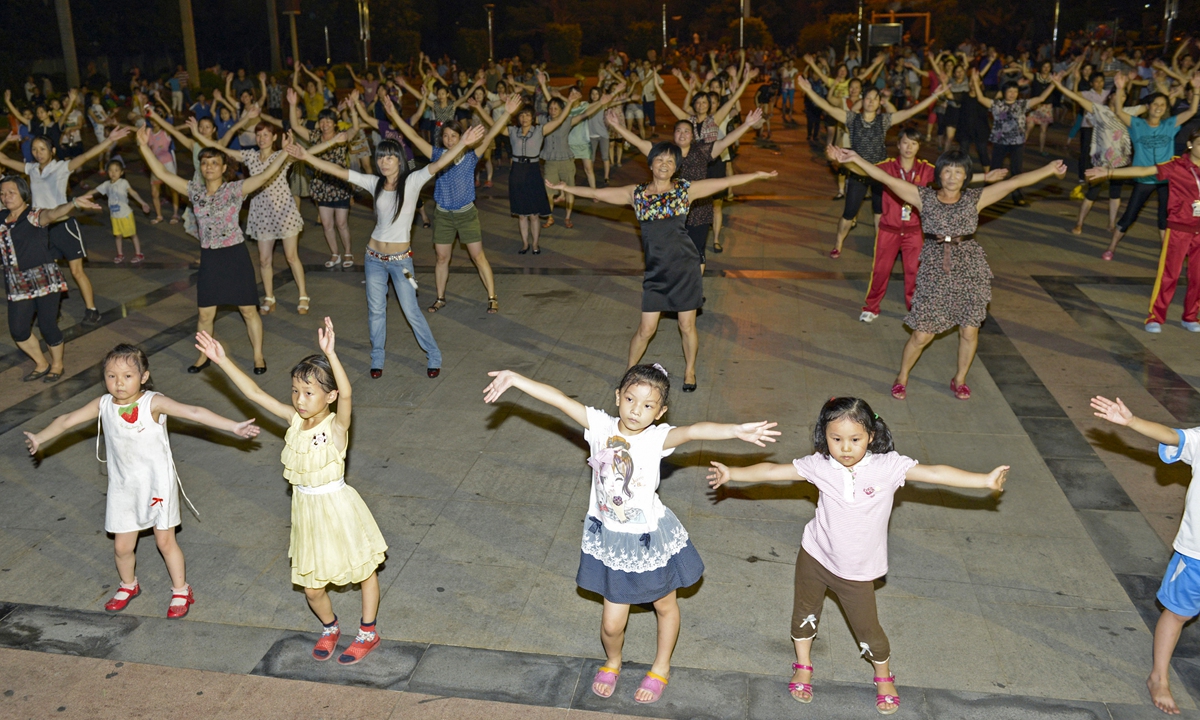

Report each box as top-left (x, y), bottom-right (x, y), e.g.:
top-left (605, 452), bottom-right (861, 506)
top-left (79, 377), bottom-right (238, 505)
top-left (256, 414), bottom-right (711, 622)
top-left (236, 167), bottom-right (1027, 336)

top-left (543, 159), bottom-right (576, 187)
top-left (570, 143), bottom-right (590, 160)
top-left (433, 205), bottom-right (483, 245)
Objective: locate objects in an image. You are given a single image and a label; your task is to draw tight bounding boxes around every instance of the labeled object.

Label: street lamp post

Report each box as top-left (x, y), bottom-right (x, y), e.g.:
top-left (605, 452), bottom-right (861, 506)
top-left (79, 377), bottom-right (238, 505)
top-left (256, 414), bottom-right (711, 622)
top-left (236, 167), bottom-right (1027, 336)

top-left (739, 0), bottom-right (745, 48)
top-left (267, 0), bottom-right (283, 73)
top-left (484, 4), bottom-right (495, 62)
top-left (53, 0), bottom-right (80, 88)
top-left (1051, 0), bottom-right (1060, 55)
top-left (357, 0), bottom-right (370, 67)
top-left (1165, 0), bottom-right (1180, 46)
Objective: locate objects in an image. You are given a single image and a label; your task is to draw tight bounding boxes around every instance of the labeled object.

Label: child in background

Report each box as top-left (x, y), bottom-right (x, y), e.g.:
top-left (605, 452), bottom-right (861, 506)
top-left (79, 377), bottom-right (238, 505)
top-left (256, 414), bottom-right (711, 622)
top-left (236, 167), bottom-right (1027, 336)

top-left (483, 364), bottom-right (779, 704)
top-left (196, 318), bottom-right (389, 665)
top-left (708, 396), bottom-right (1007, 715)
top-left (1091, 394), bottom-right (1200, 715)
top-left (23, 344), bottom-right (260, 618)
top-left (80, 159), bottom-right (152, 264)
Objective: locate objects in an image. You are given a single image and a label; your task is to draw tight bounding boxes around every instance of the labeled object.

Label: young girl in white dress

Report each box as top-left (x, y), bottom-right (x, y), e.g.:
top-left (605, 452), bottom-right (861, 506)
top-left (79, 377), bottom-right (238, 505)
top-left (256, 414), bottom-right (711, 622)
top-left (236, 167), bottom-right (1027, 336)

top-left (23, 344), bottom-right (261, 618)
top-left (483, 363), bottom-right (779, 704)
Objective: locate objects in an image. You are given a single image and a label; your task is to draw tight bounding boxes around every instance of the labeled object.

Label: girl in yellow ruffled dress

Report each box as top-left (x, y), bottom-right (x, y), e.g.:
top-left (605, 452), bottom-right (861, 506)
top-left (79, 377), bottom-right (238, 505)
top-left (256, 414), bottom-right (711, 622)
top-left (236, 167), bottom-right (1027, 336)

top-left (196, 317), bottom-right (388, 665)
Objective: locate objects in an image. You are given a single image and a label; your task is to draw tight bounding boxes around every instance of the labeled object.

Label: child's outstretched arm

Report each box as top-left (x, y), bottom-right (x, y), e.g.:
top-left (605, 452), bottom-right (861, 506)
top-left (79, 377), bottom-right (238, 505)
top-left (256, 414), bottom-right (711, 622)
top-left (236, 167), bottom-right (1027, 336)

top-left (23, 398), bottom-right (103, 455)
top-left (905, 463), bottom-right (1008, 491)
top-left (1091, 395), bottom-right (1180, 446)
top-left (148, 394), bottom-right (261, 439)
top-left (707, 460), bottom-right (801, 488)
top-left (195, 332), bottom-right (294, 422)
top-left (665, 421), bottom-right (780, 450)
top-left (483, 370), bottom-right (589, 430)
top-left (317, 317), bottom-right (352, 439)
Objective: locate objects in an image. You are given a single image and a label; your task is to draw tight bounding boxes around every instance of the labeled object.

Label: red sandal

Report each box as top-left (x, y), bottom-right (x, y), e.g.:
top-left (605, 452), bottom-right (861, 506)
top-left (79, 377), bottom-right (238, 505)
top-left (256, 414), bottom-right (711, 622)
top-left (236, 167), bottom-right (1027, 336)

top-left (312, 623), bottom-right (341, 661)
top-left (950, 378), bottom-right (971, 400)
top-left (874, 674), bottom-right (900, 715)
top-left (104, 583), bottom-right (140, 613)
top-left (788, 663), bottom-right (813, 703)
top-left (166, 585), bottom-right (194, 619)
top-left (890, 383), bottom-right (906, 400)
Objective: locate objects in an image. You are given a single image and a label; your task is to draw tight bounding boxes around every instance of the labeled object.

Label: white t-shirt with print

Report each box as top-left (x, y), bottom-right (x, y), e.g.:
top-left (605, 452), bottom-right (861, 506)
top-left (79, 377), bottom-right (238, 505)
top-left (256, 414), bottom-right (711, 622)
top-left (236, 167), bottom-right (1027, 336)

top-left (583, 406), bottom-right (674, 535)
top-left (94, 179), bottom-right (133, 218)
top-left (347, 167), bottom-right (432, 246)
top-left (1163, 428), bottom-right (1200, 560)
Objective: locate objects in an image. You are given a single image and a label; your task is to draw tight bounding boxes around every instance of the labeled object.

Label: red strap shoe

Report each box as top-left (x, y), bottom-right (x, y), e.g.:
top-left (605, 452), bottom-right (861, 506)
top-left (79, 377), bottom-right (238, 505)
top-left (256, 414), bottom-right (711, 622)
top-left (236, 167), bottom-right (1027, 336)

top-left (312, 623), bottom-right (341, 661)
top-left (336, 628), bottom-right (381, 665)
top-left (104, 584), bottom-right (140, 613)
top-left (166, 585), bottom-right (194, 619)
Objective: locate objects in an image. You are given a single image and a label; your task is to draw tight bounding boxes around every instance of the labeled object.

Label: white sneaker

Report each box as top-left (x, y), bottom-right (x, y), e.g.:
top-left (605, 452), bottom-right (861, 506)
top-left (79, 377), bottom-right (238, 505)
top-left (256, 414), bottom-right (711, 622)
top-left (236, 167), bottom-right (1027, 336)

top-left (1145, 322), bottom-right (1163, 334)
top-left (1183, 321), bottom-right (1200, 333)
top-left (859, 311), bottom-right (878, 323)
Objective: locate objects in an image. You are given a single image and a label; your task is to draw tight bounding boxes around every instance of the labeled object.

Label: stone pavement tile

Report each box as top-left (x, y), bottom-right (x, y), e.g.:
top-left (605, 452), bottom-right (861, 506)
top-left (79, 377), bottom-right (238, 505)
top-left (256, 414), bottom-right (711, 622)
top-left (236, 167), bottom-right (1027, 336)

top-left (1041, 457), bottom-right (1138, 511)
top-left (451, 452), bottom-right (588, 508)
top-left (0, 604), bottom-right (139, 658)
top-left (1074, 509), bottom-right (1171, 577)
top-left (977, 601), bottom-right (1161, 705)
top-left (357, 494), bottom-right (448, 553)
top-left (883, 529), bottom-right (972, 587)
top-left (673, 577), bottom-right (797, 676)
top-left (961, 533), bottom-right (1135, 611)
top-left (1018, 417), bottom-right (1099, 460)
top-left (392, 406), bottom-right (499, 452)
top-left (571, 657), bottom-right (748, 720)
top-left (375, 561), bottom-right (535, 647)
top-left (407, 498), bottom-right (566, 569)
top-left (1143, 511), bottom-right (1184, 548)
top-left (1091, 451), bottom-right (1191, 519)
top-left (0, 647), bottom-right (245, 720)
top-left (687, 471), bottom-right (817, 524)
top-left (505, 569), bottom-right (608, 660)
top-left (1109, 701), bottom-right (1200, 720)
top-left (407, 644), bottom-right (584, 708)
top-left (922, 688), bottom-right (1113, 719)
top-left (387, 691), bottom-right (652, 720)
top-left (350, 446), bottom-right (475, 500)
top-left (684, 515), bottom-right (805, 586)
top-left (250, 632), bottom-right (424, 691)
top-left (113, 617), bottom-right (285, 674)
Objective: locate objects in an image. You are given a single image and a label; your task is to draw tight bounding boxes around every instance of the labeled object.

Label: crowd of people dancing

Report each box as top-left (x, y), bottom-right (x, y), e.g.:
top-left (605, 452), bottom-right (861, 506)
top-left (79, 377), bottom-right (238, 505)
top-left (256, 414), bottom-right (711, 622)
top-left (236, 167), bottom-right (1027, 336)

top-left (7, 30), bottom-right (1200, 716)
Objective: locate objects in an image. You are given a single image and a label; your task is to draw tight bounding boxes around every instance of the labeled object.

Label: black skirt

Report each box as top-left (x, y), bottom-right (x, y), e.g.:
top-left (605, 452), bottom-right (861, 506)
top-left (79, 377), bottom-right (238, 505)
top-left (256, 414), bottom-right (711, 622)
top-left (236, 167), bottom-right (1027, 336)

top-left (641, 216), bottom-right (703, 313)
top-left (508, 161), bottom-right (551, 216)
top-left (197, 243), bottom-right (259, 307)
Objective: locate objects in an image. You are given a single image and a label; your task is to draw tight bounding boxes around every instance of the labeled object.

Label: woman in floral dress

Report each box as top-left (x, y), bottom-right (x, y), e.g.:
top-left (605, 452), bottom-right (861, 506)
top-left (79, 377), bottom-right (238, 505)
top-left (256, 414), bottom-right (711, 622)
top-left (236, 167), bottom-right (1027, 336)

top-left (830, 145), bottom-right (1066, 400)
top-left (547, 143), bottom-right (775, 392)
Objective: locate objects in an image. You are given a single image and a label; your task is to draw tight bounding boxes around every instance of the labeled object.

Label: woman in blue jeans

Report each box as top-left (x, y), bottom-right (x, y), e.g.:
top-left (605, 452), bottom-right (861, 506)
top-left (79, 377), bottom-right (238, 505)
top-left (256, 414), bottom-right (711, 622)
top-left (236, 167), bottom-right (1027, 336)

top-left (287, 124), bottom-right (486, 379)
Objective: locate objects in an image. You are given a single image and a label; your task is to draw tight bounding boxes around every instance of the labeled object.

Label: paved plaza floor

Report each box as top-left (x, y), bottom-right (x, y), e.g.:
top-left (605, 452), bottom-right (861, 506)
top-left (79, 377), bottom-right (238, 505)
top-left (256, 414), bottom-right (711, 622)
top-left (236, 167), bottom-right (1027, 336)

top-left (1, 113), bottom-right (1199, 719)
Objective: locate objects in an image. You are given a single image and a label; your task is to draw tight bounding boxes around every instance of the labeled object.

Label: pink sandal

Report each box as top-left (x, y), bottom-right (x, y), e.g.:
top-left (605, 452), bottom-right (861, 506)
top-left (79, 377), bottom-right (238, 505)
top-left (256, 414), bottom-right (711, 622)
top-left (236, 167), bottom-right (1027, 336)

top-left (950, 378), bottom-right (971, 400)
top-left (874, 674), bottom-right (900, 715)
top-left (591, 666), bottom-right (620, 698)
top-left (788, 663), bottom-right (813, 703)
top-left (635, 671), bottom-right (668, 704)
top-left (891, 383), bottom-right (906, 400)
top-left (829, 248), bottom-right (841, 259)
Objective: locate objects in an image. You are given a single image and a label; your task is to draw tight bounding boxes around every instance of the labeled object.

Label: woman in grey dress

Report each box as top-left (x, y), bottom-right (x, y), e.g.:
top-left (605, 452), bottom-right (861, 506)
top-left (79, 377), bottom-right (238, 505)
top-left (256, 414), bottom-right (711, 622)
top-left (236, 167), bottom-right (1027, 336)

top-left (830, 146), bottom-right (1066, 401)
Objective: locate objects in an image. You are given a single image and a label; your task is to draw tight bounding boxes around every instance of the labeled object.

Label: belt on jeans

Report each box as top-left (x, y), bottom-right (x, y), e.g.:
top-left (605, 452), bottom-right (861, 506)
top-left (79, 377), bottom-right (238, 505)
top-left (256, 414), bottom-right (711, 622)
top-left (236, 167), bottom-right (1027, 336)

top-left (366, 247), bottom-right (412, 261)
top-left (294, 478), bottom-right (346, 495)
top-left (511, 157), bottom-right (537, 163)
top-left (437, 202), bottom-right (475, 214)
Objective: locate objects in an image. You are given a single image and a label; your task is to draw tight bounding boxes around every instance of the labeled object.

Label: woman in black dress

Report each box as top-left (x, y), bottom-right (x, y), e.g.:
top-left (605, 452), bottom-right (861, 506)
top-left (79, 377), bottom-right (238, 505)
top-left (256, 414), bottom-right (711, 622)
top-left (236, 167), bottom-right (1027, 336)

top-left (547, 144), bottom-right (774, 391)
top-left (137, 126), bottom-right (295, 373)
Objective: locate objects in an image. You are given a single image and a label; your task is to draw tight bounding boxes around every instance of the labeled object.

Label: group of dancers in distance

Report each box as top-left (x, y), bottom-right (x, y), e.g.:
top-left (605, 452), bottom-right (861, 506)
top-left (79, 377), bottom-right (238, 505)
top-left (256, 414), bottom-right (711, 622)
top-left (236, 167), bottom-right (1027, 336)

top-left (14, 53), bottom-right (1200, 717)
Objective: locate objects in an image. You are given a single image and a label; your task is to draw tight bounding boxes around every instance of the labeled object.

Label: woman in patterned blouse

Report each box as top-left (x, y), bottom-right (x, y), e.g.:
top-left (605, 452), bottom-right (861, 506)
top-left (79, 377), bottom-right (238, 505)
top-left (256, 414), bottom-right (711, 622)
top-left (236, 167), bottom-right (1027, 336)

top-left (137, 126), bottom-right (296, 374)
top-left (0, 175), bottom-right (99, 382)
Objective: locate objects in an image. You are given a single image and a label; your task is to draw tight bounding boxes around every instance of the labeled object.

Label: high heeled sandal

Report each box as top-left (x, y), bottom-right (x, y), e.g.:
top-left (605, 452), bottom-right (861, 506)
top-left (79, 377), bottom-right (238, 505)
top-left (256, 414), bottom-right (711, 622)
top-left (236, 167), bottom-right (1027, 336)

top-left (297, 296), bottom-right (311, 315)
top-left (324, 254), bottom-right (342, 268)
top-left (950, 378), bottom-right (971, 400)
top-left (789, 663), bottom-right (814, 703)
top-left (342, 254), bottom-right (354, 268)
top-left (873, 674), bottom-right (900, 715)
top-left (487, 296), bottom-right (499, 314)
top-left (428, 297), bottom-right (447, 313)
top-left (259, 296), bottom-right (276, 315)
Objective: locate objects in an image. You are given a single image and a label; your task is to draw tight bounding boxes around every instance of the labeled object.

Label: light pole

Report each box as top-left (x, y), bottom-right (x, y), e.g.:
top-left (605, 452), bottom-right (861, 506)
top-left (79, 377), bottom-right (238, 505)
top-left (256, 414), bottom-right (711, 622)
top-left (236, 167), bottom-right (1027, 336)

top-left (739, 0), bottom-right (745, 48)
top-left (282, 0), bottom-right (300, 69)
top-left (178, 0), bottom-right (201, 90)
top-left (1051, 0), bottom-right (1060, 55)
top-left (1165, 0), bottom-right (1180, 46)
top-left (267, 0), bottom-right (283, 73)
top-left (53, 0), bottom-right (81, 88)
top-left (484, 4), bottom-right (495, 62)
top-left (357, 0), bottom-right (370, 67)
top-left (324, 25), bottom-right (331, 65)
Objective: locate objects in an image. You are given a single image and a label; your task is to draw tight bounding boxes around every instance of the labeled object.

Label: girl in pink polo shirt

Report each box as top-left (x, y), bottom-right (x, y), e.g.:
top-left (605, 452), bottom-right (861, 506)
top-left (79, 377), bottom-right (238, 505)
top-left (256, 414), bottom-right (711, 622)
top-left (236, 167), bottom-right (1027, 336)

top-left (708, 396), bottom-right (1007, 715)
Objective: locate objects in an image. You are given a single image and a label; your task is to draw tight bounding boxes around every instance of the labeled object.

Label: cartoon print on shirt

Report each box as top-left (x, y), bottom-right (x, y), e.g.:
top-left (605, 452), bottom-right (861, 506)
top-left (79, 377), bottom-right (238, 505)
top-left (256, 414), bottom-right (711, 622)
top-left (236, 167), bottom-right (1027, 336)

top-left (589, 436), bottom-right (647, 525)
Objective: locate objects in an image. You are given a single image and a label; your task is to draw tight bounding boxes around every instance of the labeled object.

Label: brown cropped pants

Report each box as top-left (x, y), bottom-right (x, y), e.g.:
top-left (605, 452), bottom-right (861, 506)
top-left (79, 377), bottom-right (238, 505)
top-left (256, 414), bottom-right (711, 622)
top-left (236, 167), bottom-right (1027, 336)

top-left (792, 547), bottom-right (891, 664)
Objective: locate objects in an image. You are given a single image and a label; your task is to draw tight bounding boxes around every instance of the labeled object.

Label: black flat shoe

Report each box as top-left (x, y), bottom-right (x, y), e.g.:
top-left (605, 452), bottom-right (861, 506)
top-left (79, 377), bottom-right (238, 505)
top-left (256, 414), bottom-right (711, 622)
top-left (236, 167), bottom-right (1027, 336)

top-left (682, 382), bottom-right (697, 393)
top-left (42, 371), bottom-right (63, 384)
top-left (254, 364), bottom-right (267, 375)
top-left (518, 246), bottom-right (529, 254)
top-left (22, 368), bottom-right (49, 382)
top-left (370, 368), bottom-right (382, 379)
top-left (427, 368), bottom-right (440, 378)
top-left (532, 248), bottom-right (541, 255)
top-left (187, 359), bottom-right (211, 374)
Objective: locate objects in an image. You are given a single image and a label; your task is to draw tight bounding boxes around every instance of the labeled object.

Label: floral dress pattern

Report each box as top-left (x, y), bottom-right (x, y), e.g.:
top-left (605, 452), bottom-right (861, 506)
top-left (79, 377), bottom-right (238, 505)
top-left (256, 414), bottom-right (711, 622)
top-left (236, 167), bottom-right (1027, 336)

top-left (904, 187), bottom-right (993, 333)
top-left (241, 150), bottom-right (305, 241)
top-left (633, 181), bottom-right (703, 313)
top-left (0, 210), bottom-right (67, 302)
top-left (310, 144), bottom-right (351, 204)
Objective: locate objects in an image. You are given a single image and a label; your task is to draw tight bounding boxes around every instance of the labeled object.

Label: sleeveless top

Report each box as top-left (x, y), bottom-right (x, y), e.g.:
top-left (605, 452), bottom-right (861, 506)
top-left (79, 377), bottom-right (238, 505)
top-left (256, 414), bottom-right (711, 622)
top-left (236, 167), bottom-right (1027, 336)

top-left (281, 412), bottom-right (344, 488)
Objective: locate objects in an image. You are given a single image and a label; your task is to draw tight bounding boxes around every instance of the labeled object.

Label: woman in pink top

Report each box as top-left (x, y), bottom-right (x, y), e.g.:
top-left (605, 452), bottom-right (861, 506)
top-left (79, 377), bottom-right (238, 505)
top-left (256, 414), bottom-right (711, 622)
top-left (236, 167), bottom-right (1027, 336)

top-left (709, 396), bottom-right (1007, 716)
top-left (144, 124), bottom-right (180, 224)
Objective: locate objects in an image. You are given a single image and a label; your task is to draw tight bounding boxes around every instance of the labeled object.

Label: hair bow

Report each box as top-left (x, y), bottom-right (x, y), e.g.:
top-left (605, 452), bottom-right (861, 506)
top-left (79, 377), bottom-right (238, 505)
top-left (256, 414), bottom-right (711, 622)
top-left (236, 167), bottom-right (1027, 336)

top-left (652, 363), bottom-right (668, 377)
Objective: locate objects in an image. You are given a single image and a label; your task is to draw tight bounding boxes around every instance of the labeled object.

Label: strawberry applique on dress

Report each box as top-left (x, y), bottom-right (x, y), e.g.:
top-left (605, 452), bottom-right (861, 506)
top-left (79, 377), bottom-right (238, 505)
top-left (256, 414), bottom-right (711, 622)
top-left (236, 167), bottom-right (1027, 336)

top-left (118, 403), bottom-right (139, 424)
